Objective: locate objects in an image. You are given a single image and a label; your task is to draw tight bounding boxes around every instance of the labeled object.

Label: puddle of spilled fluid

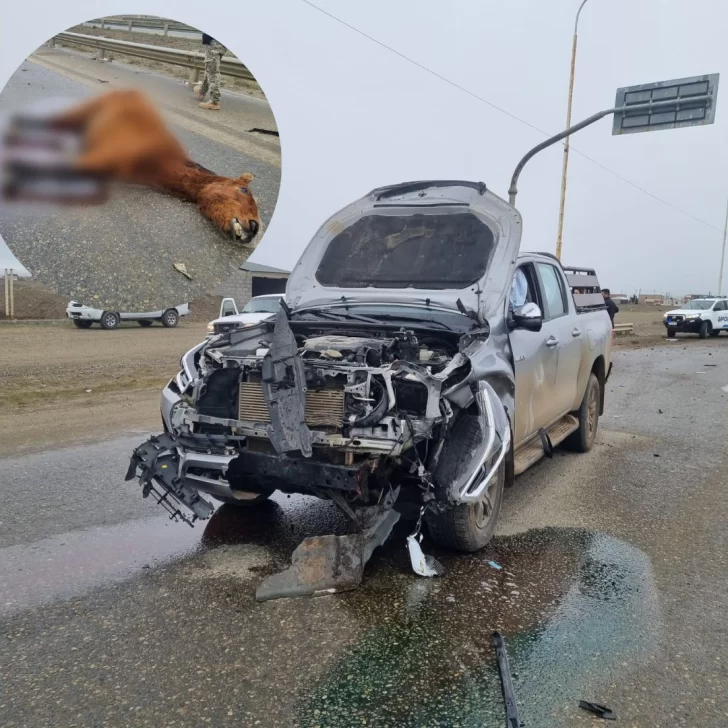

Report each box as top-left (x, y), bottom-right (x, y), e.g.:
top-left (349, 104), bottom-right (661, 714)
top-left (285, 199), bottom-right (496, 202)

top-left (0, 491), bottom-right (349, 616)
top-left (292, 527), bottom-right (661, 728)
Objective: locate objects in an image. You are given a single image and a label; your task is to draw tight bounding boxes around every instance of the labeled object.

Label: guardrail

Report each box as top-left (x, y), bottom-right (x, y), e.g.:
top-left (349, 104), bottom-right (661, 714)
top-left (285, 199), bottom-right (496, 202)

top-left (613, 323), bottom-right (634, 335)
top-left (88, 17), bottom-right (197, 35)
top-left (50, 32), bottom-right (255, 83)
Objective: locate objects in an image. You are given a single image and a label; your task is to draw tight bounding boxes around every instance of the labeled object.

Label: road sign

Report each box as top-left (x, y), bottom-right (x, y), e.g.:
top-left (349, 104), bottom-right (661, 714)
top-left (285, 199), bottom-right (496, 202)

top-left (612, 74), bottom-right (719, 135)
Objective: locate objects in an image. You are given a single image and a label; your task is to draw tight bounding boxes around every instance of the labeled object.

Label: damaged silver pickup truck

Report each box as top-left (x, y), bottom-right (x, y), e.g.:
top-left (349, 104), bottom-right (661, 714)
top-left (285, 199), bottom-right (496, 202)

top-left (126, 180), bottom-right (612, 596)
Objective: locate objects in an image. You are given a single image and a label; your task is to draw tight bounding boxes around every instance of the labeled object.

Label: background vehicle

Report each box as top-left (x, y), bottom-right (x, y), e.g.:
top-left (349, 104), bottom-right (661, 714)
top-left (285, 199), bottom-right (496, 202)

top-left (66, 301), bottom-right (190, 330)
top-left (128, 181), bottom-right (612, 557)
top-left (206, 294), bottom-right (286, 336)
top-left (663, 298), bottom-right (728, 338)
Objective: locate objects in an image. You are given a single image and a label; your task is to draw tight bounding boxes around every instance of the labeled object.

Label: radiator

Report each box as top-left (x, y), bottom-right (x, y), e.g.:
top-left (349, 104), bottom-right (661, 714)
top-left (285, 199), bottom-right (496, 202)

top-left (238, 381), bottom-right (345, 428)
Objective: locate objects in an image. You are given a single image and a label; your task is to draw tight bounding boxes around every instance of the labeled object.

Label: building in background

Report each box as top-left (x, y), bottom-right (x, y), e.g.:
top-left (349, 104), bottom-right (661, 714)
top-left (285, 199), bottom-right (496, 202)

top-left (215, 261), bottom-right (290, 307)
top-left (639, 294), bottom-right (666, 305)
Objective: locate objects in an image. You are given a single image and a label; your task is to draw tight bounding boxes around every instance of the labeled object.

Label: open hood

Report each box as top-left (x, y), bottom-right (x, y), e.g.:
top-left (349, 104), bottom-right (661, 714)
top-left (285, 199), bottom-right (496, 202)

top-left (285, 181), bottom-right (522, 318)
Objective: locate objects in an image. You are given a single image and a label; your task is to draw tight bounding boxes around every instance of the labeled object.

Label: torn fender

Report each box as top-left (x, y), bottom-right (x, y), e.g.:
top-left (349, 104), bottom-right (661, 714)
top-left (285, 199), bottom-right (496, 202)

top-left (447, 380), bottom-right (511, 504)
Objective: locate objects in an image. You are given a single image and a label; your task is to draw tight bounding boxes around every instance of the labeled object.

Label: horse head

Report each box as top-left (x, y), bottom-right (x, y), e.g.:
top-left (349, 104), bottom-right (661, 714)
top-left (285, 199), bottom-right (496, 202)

top-left (197, 172), bottom-right (261, 243)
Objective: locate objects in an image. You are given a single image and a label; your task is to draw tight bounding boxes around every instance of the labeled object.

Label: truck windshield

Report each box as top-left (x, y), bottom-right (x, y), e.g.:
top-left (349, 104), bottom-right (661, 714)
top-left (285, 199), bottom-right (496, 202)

top-left (242, 298), bottom-right (282, 313)
top-left (682, 300), bottom-right (714, 310)
top-left (315, 211), bottom-right (496, 290)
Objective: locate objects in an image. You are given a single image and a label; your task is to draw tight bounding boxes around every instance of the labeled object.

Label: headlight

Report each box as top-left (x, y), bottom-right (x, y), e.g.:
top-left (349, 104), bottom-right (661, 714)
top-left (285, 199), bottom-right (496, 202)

top-left (685, 313), bottom-right (700, 319)
top-left (206, 323), bottom-right (214, 333)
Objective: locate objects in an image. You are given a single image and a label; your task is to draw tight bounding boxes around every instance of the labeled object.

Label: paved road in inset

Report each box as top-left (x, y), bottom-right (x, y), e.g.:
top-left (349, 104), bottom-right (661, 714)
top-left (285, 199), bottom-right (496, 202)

top-left (0, 47), bottom-right (281, 311)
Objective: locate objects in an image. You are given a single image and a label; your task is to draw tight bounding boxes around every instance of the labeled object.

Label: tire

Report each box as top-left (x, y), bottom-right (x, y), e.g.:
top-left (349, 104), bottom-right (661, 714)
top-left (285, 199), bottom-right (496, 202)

top-left (564, 372), bottom-right (600, 453)
top-left (699, 320), bottom-right (710, 339)
top-left (666, 329), bottom-right (676, 338)
top-left (100, 311), bottom-right (120, 330)
top-left (216, 491), bottom-right (273, 507)
top-left (138, 320), bottom-right (153, 327)
top-left (72, 319), bottom-right (93, 329)
top-left (425, 415), bottom-right (506, 553)
top-left (161, 308), bottom-right (179, 328)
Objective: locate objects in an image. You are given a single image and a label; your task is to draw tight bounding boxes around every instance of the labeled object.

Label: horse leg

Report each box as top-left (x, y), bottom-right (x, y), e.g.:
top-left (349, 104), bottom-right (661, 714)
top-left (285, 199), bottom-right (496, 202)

top-left (46, 94), bottom-right (115, 131)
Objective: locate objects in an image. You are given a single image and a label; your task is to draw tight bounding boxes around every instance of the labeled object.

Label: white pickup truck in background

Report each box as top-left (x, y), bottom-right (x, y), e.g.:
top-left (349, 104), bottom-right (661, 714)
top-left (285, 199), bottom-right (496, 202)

top-left (206, 293), bottom-right (286, 336)
top-left (66, 301), bottom-right (190, 330)
top-left (663, 297), bottom-right (728, 338)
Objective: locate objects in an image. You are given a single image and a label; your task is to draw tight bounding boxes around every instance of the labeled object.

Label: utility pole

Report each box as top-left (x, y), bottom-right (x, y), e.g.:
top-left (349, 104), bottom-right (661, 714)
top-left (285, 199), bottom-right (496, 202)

top-left (555, 0), bottom-right (591, 261)
top-left (719, 196), bottom-right (728, 295)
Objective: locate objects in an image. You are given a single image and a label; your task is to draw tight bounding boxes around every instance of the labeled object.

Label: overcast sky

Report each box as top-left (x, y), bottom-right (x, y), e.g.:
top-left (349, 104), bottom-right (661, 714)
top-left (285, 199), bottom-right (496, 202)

top-left (258, 0), bottom-right (726, 297)
top-left (2, 0), bottom-right (727, 296)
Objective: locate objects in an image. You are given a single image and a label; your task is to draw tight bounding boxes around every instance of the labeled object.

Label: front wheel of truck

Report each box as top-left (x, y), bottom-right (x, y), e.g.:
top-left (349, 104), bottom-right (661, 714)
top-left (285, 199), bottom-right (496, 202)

top-left (426, 415), bottom-right (505, 553)
top-left (216, 491), bottom-right (274, 508)
top-left (564, 372), bottom-right (600, 453)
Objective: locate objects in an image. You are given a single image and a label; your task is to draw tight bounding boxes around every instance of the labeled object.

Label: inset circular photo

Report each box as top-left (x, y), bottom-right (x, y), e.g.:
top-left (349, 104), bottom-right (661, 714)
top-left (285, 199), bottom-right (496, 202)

top-left (0, 14), bottom-right (280, 311)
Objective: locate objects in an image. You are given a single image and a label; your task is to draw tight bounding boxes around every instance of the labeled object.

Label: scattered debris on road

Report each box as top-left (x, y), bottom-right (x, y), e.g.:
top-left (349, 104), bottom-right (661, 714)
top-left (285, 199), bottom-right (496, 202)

top-left (579, 700), bottom-right (616, 721)
top-left (492, 631), bottom-right (521, 728)
top-left (256, 488), bottom-right (401, 601)
top-left (173, 262), bottom-right (193, 280)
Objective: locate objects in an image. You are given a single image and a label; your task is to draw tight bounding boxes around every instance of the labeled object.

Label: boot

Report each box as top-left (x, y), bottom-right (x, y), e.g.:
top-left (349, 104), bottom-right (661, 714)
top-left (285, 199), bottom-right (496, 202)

top-left (199, 101), bottom-right (220, 110)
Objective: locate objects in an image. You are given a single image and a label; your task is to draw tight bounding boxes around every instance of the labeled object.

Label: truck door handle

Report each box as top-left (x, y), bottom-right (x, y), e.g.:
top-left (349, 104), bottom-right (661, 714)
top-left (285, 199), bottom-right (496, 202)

top-left (545, 336), bottom-right (559, 348)
top-left (572, 328), bottom-right (582, 337)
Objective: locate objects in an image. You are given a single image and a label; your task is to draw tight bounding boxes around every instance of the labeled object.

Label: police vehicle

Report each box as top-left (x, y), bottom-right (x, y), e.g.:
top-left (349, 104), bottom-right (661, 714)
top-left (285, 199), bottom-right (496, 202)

top-left (663, 297), bottom-right (728, 339)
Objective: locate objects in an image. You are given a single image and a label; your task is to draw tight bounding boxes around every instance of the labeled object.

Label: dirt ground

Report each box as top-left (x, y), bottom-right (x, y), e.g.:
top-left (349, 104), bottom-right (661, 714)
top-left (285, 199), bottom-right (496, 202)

top-left (612, 303), bottom-right (671, 347)
top-left (57, 24), bottom-right (267, 100)
top-left (0, 321), bottom-right (208, 456)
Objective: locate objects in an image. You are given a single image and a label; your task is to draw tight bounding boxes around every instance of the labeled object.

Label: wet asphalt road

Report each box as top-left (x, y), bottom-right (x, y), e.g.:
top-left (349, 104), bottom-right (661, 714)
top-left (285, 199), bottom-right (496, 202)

top-left (0, 52), bottom-right (281, 311)
top-left (1, 344), bottom-right (727, 727)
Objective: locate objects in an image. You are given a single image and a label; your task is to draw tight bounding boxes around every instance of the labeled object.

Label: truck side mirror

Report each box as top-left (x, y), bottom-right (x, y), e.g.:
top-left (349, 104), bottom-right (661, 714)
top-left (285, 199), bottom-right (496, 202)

top-left (512, 302), bottom-right (543, 332)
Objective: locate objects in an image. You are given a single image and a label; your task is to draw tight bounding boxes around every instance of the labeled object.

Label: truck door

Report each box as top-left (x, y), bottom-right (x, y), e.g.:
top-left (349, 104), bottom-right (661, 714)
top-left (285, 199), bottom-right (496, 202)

top-left (534, 262), bottom-right (582, 416)
top-left (509, 263), bottom-right (561, 447)
top-left (712, 299), bottom-right (728, 330)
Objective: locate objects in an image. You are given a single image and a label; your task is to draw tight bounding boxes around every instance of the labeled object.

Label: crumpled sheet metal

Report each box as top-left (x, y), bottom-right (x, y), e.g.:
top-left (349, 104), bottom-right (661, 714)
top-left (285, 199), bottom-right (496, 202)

top-left (255, 508), bottom-right (400, 601)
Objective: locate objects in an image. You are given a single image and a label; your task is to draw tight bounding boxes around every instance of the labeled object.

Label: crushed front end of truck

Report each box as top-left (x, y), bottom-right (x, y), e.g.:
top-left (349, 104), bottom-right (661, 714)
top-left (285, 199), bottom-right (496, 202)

top-left (126, 180), bottom-right (520, 598)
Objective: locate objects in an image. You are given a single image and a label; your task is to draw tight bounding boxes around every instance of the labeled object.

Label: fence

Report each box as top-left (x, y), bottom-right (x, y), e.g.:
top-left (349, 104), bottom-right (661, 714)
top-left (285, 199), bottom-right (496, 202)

top-left (50, 32), bottom-right (255, 83)
top-left (88, 17), bottom-right (197, 36)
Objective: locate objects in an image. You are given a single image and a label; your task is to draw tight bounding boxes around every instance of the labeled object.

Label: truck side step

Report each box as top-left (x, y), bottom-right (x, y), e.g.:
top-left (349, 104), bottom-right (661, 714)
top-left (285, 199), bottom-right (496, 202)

top-left (514, 414), bottom-right (579, 476)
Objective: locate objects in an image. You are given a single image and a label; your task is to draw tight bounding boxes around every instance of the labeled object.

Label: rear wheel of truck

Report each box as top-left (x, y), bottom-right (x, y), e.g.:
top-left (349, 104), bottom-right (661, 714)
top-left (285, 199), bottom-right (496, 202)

top-left (161, 308), bottom-right (179, 328)
top-left (100, 311), bottom-right (120, 330)
top-left (699, 321), bottom-right (710, 339)
top-left (138, 320), bottom-right (153, 327)
top-left (564, 372), bottom-right (600, 453)
top-left (667, 329), bottom-right (676, 338)
top-left (426, 415), bottom-right (505, 553)
top-left (73, 319), bottom-right (93, 329)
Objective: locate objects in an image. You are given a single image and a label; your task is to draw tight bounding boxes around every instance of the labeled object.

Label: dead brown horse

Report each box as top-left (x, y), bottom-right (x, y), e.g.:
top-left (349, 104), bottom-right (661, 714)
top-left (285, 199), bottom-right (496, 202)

top-left (46, 89), bottom-right (260, 242)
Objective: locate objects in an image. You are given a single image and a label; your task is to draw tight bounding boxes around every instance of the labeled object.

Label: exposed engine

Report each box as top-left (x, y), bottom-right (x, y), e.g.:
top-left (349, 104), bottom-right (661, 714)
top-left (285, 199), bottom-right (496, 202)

top-left (167, 311), bottom-right (476, 505)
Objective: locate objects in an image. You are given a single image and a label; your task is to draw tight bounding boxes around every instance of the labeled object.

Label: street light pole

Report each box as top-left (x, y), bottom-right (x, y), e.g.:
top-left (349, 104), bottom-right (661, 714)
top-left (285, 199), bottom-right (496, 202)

top-left (719, 195), bottom-right (728, 295)
top-left (555, 0), bottom-right (590, 261)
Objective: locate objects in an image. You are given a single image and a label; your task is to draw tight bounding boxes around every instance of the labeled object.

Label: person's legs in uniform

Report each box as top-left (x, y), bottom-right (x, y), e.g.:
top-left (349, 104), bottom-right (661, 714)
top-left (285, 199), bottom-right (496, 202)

top-left (194, 45), bottom-right (211, 99)
top-left (200, 42), bottom-right (225, 110)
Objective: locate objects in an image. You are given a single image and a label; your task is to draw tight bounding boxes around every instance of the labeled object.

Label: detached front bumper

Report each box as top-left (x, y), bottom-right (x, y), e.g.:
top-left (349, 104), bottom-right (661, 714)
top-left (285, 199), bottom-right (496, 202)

top-left (125, 429), bottom-right (375, 524)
